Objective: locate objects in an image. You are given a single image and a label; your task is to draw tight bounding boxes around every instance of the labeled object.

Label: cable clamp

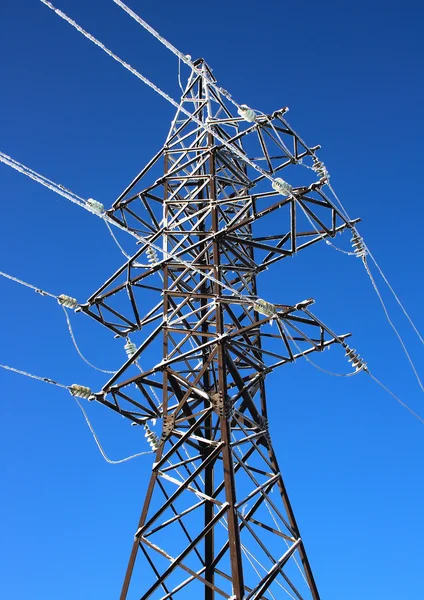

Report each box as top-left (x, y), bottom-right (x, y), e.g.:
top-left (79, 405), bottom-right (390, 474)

top-left (35, 288), bottom-right (48, 296)
top-left (294, 298), bottom-right (315, 311)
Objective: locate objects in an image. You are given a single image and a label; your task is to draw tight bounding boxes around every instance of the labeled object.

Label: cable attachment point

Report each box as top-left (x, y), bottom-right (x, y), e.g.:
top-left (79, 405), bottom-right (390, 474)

top-left (211, 391), bottom-right (225, 417)
top-left (294, 298), bottom-right (315, 311)
top-left (258, 415), bottom-right (271, 445)
top-left (69, 384), bottom-right (94, 400)
top-left (350, 230), bottom-right (368, 259)
top-left (237, 104), bottom-right (257, 123)
top-left (144, 422), bottom-right (160, 452)
top-left (271, 177), bottom-right (293, 196)
top-left (160, 414), bottom-right (175, 443)
top-left (345, 346), bottom-right (367, 373)
top-left (254, 298), bottom-right (277, 318)
top-left (58, 294), bottom-right (78, 309)
top-left (312, 155), bottom-right (329, 181)
top-left (86, 198), bottom-right (105, 214)
top-left (146, 246), bottom-right (159, 266)
top-left (124, 339), bottom-right (137, 359)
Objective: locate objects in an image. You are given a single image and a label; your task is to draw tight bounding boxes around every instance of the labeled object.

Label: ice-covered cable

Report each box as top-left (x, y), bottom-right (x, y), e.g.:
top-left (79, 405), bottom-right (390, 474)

top-left (0, 362), bottom-right (154, 462)
top-left (368, 373), bottom-right (424, 426)
top-left (0, 270), bottom-right (57, 299)
top-left (73, 396), bottom-right (153, 464)
top-left (324, 177), bottom-right (424, 345)
top-left (0, 150), bottom-right (88, 209)
top-left (109, 0), bottom-right (424, 352)
top-left (0, 151), bottom-right (249, 302)
top-left (0, 270), bottom-right (115, 373)
top-left (104, 220), bottom-right (132, 260)
top-left (177, 56), bottom-right (185, 94)
top-left (301, 154), bottom-right (424, 348)
top-left (61, 306), bottom-right (117, 374)
top-left (40, 0), bottom-right (336, 205)
top-left (276, 317), bottom-right (362, 377)
top-left (365, 245), bottom-right (424, 345)
top-left (0, 363), bottom-right (69, 389)
top-left (362, 258), bottom-right (424, 393)
top-left (295, 200), bottom-right (356, 256)
top-left (112, 0), bottom-right (239, 108)
top-left (297, 190), bottom-right (424, 372)
top-left (0, 270), bottom-right (117, 374)
top-left (276, 318), bottom-right (424, 426)
top-left (36, 2), bottom-right (424, 387)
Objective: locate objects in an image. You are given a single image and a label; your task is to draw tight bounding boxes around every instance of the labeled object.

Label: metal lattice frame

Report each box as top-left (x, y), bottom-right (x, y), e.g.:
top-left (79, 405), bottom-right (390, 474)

top-left (81, 60), bottom-right (357, 599)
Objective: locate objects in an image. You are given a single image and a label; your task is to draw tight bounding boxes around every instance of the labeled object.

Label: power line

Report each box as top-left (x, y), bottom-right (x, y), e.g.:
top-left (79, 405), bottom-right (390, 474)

top-left (369, 373), bottom-right (424, 426)
top-left (324, 179), bottom-right (424, 346)
top-left (38, 1), bottom-right (270, 184)
top-left (72, 396), bottom-right (153, 464)
top-left (0, 270), bottom-right (57, 299)
top-left (0, 152), bottom-right (251, 302)
top-left (0, 363), bottom-right (69, 389)
top-left (61, 306), bottom-right (117, 375)
top-left (40, 0), bottom-right (424, 359)
top-left (276, 318), bottom-right (424, 426)
top-left (299, 149), bottom-right (424, 350)
top-left (3, 8), bottom-right (422, 407)
top-left (276, 317), bottom-right (362, 378)
top-left (0, 269), bottom-right (119, 374)
top-left (0, 362), bottom-right (153, 463)
top-left (362, 258), bottom-right (424, 393)
top-left (104, 220), bottom-right (132, 260)
top-left (365, 245), bottom-right (424, 345)
top-left (112, 0), bottom-right (244, 112)
top-left (39, 0), bottom-right (347, 228)
top-left (294, 197), bottom-right (424, 392)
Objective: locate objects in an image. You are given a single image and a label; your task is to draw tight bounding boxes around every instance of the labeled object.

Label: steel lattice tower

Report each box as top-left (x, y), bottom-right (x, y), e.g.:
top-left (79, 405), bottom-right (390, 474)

top-left (81, 60), bottom-right (356, 599)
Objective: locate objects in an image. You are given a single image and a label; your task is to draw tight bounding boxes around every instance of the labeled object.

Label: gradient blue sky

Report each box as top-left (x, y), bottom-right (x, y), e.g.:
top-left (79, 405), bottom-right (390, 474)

top-left (0, 0), bottom-right (423, 598)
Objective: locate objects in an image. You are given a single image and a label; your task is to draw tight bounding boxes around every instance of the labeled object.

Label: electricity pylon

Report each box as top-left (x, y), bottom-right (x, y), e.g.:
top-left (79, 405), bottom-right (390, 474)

top-left (81, 59), bottom-right (357, 599)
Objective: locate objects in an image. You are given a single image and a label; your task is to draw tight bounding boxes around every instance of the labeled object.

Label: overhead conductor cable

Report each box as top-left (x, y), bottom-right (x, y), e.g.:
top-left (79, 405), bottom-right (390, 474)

top-left (0, 363), bottom-right (154, 462)
top-left (40, 2), bottom-right (424, 357)
top-left (0, 268), bottom-right (118, 374)
top-left (275, 316), bottom-right (424, 426)
top-left (13, 0), bottom-right (424, 422)
top-left (0, 151), bottom-right (255, 304)
top-left (39, 0), bottom-right (347, 223)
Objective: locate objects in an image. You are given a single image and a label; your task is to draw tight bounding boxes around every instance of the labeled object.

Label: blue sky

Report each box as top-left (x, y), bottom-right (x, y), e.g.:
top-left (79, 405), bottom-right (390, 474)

top-left (0, 0), bottom-right (423, 598)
